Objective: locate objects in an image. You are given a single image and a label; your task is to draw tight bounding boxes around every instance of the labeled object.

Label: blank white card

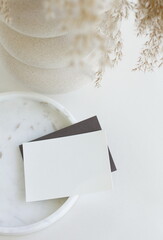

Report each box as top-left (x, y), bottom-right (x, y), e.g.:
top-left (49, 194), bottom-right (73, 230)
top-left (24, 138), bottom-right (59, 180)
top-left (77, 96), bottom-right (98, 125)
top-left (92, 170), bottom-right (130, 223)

top-left (23, 130), bottom-right (112, 202)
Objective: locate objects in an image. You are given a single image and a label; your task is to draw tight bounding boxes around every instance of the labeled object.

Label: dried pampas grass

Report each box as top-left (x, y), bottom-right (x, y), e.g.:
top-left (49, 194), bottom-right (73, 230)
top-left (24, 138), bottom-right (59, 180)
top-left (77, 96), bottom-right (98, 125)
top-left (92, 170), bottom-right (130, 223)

top-left (133, 0), bottom-right (163, 71)
top-left (43, 0), bottom-right (103, 32)
top-left (95, 0), bottom-right (134, 85)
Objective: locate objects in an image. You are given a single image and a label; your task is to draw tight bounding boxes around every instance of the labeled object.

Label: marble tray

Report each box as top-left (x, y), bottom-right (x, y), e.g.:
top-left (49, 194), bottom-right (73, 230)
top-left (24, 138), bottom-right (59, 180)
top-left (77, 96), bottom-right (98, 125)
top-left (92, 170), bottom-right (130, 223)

top-left (0, 92), bottom-right (78, 236)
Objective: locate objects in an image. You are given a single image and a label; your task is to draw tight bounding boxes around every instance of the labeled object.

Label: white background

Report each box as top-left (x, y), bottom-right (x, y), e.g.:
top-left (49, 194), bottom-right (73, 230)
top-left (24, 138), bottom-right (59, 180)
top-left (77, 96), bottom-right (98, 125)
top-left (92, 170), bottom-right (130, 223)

top-left (0, 16), bottom-right (163, 240)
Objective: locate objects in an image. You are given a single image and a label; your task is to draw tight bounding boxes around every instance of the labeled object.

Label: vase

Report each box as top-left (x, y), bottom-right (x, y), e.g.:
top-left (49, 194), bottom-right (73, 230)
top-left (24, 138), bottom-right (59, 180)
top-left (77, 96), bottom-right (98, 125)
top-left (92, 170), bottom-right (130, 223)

top-left (0, 0), bottom-right (111, 93)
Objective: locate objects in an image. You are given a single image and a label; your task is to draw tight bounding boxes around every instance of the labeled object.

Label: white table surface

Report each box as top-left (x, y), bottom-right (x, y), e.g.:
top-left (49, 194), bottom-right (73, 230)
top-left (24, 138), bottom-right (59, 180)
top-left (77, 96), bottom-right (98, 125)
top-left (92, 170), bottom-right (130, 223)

top-left (0, 18), bottom-right (163, 240)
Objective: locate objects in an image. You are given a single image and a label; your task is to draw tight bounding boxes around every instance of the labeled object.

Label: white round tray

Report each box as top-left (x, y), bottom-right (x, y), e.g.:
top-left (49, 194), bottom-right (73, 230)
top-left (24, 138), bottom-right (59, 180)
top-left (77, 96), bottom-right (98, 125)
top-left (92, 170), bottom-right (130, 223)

top-left (0, 92), bottom-right (78, 236)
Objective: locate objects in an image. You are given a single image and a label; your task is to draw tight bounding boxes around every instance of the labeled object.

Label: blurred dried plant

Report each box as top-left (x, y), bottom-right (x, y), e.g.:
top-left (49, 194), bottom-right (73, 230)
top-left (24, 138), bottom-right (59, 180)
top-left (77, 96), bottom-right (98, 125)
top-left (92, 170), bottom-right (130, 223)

top-left (43, 0), bottom-right (103, 32)
top-left (43, 0), bottom-right (111, 86)
top-left (0, 0), bottom-right (11, 23)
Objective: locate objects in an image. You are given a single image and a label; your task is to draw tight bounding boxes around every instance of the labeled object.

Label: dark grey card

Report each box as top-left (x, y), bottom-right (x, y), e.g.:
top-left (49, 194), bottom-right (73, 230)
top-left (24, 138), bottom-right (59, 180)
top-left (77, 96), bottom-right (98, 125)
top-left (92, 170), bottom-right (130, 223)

top-left (20, 116), bottom-right (116, 172)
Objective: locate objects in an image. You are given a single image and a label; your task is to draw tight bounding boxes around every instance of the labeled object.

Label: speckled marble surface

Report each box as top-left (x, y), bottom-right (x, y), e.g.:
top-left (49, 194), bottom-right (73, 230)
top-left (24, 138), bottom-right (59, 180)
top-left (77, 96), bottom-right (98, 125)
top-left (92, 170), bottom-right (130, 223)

top-left (0, 92), bottom-right (78, 235)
